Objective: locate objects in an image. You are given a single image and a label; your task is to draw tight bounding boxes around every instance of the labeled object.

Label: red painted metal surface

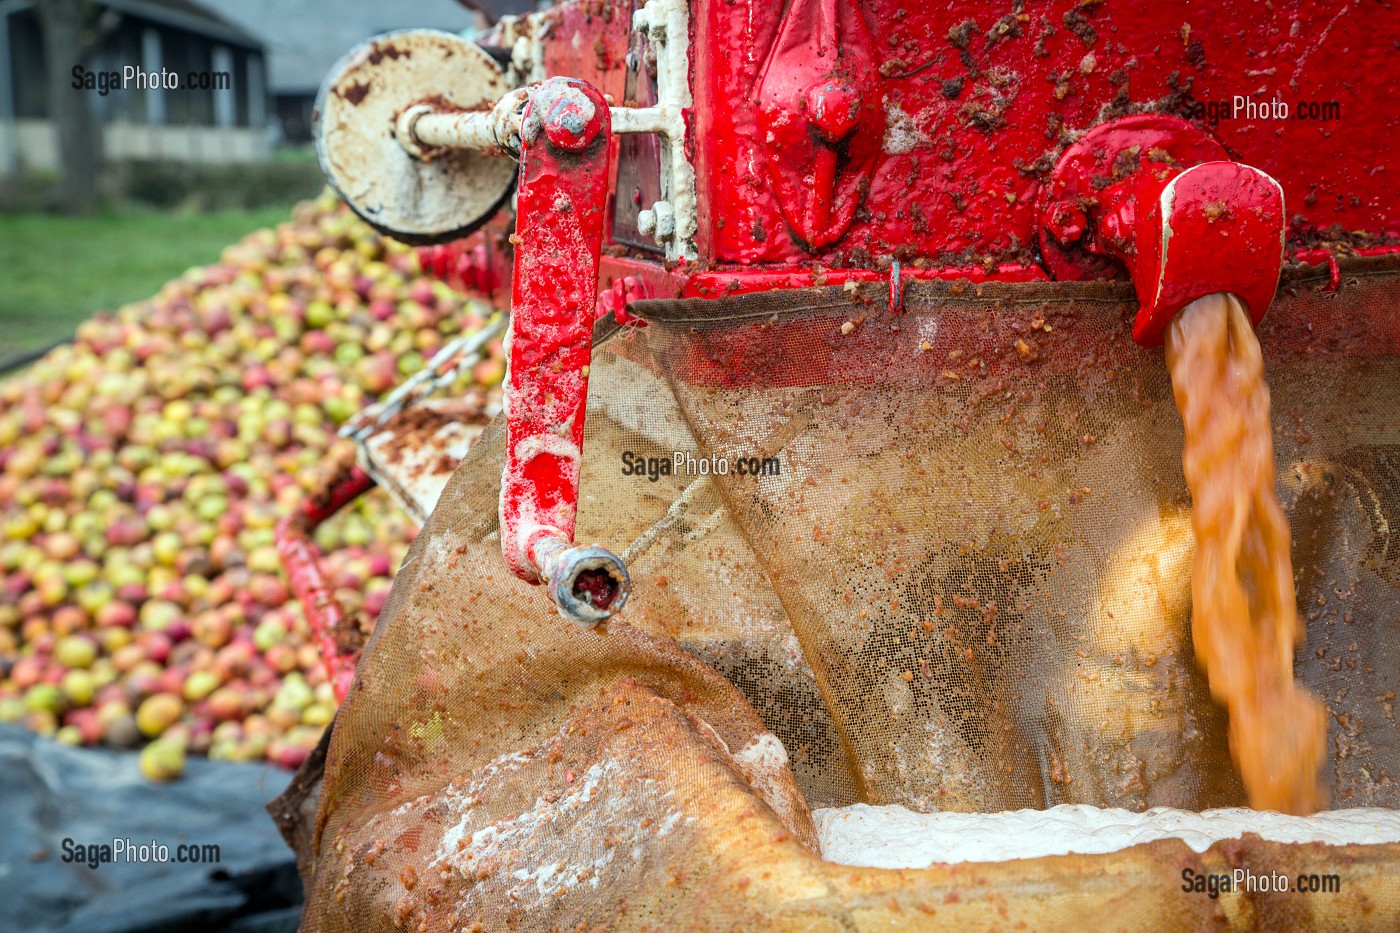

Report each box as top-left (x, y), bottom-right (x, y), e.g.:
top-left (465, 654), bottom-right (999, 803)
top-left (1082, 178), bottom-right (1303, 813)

top-left (598, 256), bottom-right (683, 308)
top-left (310, 0), bottom-right (1400, 652)
top-left (435, 0), bottom-right (1400, 321)
top-left (688, 0), bottom-right (1399, 268)
top-left (1036, 115), bottom-right (1229, 283)
top-left (754, 0), bottom-right (885, 249)
top-left (426, 234), bottom-right (1391, 319)
top-left (499, 77), bottom-right (614, 585)
top-left (274, 463), bottom-right (375, 703)
top-left (682, 263), bottom-right (1049, 299)
top-left (595, 274), bottom-right (650, 325)
top-left (417, 228), bottom-right (509, 301)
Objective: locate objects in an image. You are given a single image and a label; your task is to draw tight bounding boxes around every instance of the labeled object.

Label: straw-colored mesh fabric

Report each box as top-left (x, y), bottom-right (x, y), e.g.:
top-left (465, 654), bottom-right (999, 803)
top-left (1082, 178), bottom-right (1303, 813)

top-left (573, 340), bottom-right (861, 810)
top-left (286, 259), bottom-right (1400, 931)
top-left (639, 264), bottom-right (1400, 816)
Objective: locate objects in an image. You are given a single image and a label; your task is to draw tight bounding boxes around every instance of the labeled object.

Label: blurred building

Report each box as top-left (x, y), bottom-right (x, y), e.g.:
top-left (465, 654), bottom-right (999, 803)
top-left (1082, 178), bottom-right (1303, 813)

top-left (0, 0), bottom-right (270, 171)
top-left (0, 0), bottom-right (544, 177)
top-left (197, 0), bottom-right (510, 144)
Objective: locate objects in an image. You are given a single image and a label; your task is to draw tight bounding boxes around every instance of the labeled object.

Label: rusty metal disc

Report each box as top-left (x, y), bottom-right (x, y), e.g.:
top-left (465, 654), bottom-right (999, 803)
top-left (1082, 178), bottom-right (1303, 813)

top-left (314, 29), bottom-right (517, 245)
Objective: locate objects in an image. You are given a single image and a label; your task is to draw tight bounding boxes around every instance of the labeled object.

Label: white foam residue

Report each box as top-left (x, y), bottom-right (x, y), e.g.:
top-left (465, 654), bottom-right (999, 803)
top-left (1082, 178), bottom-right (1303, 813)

top-left (424, 747), bottom-right (689, 907)
top-left (514, 431), bottom-right (581, 466)
top-left (883, 105), bottom-right (926, 155)
top-left (814, 803), bottom-right (1400, 868)
top-left (656, 809), bottom-right (692, 838)
top-left (730, 732), bottom-right (795, 827)
top-left (734, 732), bottom-right (789, 772)
top-left (427, 746), bottom-right (549, 857)
top-left (431, 757), bottom-right (619, 899)
top-left (392, 747), bottom-right (536, 822)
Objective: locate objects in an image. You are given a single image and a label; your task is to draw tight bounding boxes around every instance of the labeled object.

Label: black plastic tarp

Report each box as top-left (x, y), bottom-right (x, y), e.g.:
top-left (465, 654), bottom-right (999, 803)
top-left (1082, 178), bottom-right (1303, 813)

top-left (0, 724), bottom-right (302, 933)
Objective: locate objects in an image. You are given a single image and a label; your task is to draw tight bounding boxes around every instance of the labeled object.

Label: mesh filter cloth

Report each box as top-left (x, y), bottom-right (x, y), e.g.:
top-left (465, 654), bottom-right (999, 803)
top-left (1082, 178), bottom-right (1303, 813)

top-left (280, 257), bottom-right (1400, 931)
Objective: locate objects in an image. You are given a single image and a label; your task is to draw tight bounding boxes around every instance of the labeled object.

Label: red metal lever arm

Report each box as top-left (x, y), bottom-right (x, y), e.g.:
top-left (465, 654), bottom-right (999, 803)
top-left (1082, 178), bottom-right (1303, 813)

top-left (499, 77), bottom-right (631, 626)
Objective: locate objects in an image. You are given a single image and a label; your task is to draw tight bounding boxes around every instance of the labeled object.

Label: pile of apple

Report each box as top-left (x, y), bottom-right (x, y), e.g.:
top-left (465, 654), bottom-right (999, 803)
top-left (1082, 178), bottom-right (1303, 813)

top-left (0, 190), bottom-right (505, 779)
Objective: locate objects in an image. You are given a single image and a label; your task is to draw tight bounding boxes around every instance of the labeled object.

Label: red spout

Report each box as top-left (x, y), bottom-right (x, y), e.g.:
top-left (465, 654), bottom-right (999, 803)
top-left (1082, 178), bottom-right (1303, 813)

top-left (1038, 116), bottom-right (1286, 347)
top-left (1108, 162), bottom-right (1286, 347)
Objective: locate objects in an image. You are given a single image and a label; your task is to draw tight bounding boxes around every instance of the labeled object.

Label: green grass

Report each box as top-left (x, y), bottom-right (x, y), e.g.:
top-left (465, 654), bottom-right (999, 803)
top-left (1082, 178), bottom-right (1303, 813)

top-left (0, 206), bottom-right (292, 361)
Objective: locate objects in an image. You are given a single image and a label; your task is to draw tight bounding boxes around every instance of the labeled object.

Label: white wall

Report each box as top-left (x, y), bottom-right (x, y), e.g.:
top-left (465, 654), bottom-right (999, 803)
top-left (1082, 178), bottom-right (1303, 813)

top-left (0, 118), bottom-right (270, 169)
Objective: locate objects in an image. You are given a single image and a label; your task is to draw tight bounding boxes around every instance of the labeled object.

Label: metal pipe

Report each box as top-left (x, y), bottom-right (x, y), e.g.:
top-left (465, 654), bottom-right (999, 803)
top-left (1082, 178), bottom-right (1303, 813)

top-left (534, 538), bottom-right (631, 627)
top-left (608, 105), bottom-right (677, 136)
top-left (394, 97), bottom-right (680, 160)
top-left (397, 104), bottom-right (503, 156)
top-left (274, 462), bottom-right (375, 703)
top-left (1102, 161), bottom-right (1285, 346)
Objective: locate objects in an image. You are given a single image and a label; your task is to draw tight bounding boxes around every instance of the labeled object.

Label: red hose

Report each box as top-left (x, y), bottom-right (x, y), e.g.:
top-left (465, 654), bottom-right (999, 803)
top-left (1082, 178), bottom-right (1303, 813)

top-left (274, 463), bottom-right (375, 703)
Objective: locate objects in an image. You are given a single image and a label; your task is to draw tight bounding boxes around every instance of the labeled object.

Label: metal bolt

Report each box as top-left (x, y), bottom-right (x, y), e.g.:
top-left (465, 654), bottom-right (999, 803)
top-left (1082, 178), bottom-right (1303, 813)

top-left (637, 208), bottom-right (656, 237)
top-left (651, 200), bottom-right (675, 241)
top-left (543, 86), bottom-right (605, 150)
top-left (1047, 203), bottom-right (1088, 245)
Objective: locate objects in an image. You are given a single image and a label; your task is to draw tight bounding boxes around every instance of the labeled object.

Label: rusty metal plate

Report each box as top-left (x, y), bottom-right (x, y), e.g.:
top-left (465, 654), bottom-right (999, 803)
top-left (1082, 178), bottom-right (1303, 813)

top-left (315, 30), bottom-right (518, 245)
top-left (357, 395), bottom-right (498, 524)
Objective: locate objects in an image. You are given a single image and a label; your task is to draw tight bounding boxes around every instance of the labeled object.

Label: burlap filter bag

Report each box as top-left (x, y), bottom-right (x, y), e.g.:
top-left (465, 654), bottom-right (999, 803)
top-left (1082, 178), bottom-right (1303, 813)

top-left (275, 256), bottom-right (1400, 931)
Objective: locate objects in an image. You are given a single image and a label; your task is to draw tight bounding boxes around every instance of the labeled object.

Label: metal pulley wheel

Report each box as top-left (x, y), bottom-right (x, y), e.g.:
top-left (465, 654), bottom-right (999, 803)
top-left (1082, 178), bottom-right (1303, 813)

top-left (314, 29), bottom-right (518, 244)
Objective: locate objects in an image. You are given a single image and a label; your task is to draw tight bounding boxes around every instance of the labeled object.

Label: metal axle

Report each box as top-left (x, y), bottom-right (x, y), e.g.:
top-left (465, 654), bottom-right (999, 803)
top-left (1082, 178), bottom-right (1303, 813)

top-left (395, 89), bottom-right (678, 161)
